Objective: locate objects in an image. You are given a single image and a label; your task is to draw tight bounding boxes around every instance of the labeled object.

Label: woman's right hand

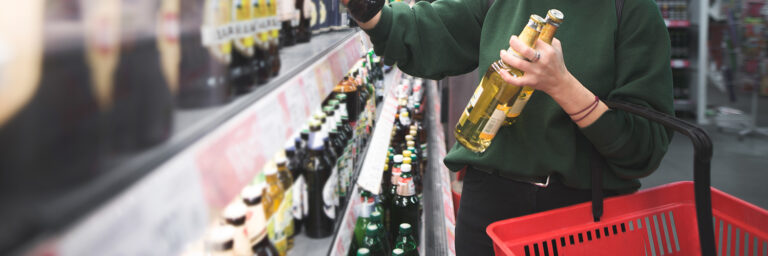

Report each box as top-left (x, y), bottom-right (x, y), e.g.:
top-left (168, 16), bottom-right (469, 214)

top-left (342, 0), bottom-right (384, 28)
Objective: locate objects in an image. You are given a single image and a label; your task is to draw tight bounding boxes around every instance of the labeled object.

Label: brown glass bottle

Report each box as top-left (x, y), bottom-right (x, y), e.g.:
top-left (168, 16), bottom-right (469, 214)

top-left (177, 0), bottom-right (232, 108)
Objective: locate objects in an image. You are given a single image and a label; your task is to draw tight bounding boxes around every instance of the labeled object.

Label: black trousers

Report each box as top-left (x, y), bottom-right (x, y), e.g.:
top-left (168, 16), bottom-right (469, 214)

top-left (455, 168), bottom-right (621, 256)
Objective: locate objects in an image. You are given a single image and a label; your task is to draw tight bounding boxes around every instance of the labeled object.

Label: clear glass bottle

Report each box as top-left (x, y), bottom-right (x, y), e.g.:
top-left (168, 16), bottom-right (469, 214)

top-left (453, 15), bottom-right (545, 153)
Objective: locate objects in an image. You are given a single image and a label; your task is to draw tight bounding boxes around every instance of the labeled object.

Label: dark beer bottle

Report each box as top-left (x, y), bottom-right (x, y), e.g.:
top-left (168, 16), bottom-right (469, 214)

top-left (303, 121), bottom-right (334, 238)
top-left (230, 0), bottom-right (258, 94)
top-left (390, 164), bottom-right (419, 244)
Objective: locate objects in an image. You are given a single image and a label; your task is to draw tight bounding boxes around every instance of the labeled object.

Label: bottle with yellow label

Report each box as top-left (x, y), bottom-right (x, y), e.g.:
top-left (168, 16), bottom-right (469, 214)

top-left (254, 0), bottom-right (273, 85)
top-left (504, 10), bottom-right (564, 125)
top-left (268, 0), bottom-right (281, 77)
top-left (230, 0), bottom-right (258, 94)
top-left (453, 15), bottom-right (544, 153)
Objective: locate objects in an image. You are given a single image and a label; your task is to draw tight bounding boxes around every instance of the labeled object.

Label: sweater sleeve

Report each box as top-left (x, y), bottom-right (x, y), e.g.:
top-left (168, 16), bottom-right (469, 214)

top-left (363, 0), bottom-right (485, 80)
top-left (579, 0), bottom-right (674, 179)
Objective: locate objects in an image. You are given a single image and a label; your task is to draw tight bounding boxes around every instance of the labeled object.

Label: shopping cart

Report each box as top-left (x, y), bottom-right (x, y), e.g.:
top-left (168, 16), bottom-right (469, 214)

top-left (486, 101), bottom-right (768, 256)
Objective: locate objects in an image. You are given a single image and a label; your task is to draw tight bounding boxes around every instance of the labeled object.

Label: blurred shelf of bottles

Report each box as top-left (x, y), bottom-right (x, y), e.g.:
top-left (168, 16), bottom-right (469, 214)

top-left (655, 0), bottom-right (695, 112)
top-left (177, 54), bottom-right (390, 255)
top-left (0, 0), bottom-right (380, 253)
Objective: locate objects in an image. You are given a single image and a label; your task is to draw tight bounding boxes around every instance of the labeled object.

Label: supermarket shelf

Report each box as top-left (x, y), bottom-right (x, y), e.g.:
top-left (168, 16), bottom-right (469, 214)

top-left (327, 69), bottom-right (404, 256)
top-left (665, 19), bottom-right (691, 28)
top-left (671, 59), bottom-right (691, 69)
top-left (9, 29), bottom-right (369, 255)
top-left (422, 79), bottom-right (456, 256)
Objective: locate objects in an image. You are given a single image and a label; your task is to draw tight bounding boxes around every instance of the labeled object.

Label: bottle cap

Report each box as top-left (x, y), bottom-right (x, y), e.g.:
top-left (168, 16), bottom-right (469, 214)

top-left (206, 225), bottom-right (235, 251)
top-left (392, 248), bottom-right (405, 256)
top-left (328, 99), bottom-right (339, 106)
top-left (370, 211), bottom-right (382, 221)
top-left (403, 158), bottom-right (412, 165)
top-left (223, 202), bottom-right (247, 226)
top-left (263, 164), bottom-right (277, 175)
top-left (356, 248), bottom-right (370, 256)
top-left (407, 141), bottom-right (415, 147)
top-left (336, 93), bottom-right (347, 101)
top-left (405, 135), bottom-right (414, 141)
top-left (309, 120), bottom-right (322, 131)
top-left (366, 223), bottom-right (378, 236)
top-left (399, 223), bottom-right (412, 235)
top-left (401, 164), bottom-right (411, 173)
top-left (547, 9), bottom-right (564, 24)
top-left (402, 150), bottom-right (411, 158)
top-left (314, 111), bottom-right (326, 121)
top-left (323, 106), bottom-right (334, 113)
top-left (241, 184), bottom-right (264, 205)
top-left (393, 155), bottom-right (403, 163)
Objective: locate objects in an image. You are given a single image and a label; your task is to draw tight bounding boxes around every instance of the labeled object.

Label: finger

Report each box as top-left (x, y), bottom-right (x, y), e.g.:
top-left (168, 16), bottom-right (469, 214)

top-left (508, 36), bottom-right (538, 61)
top-left (551, 38), bottom-right (563, 52)
top-left (534, 39), bottom-right (554, 57)
top-left (500, 49), bottom-right (532, 72)
top-left (497, 68), bottom-right (523, 86)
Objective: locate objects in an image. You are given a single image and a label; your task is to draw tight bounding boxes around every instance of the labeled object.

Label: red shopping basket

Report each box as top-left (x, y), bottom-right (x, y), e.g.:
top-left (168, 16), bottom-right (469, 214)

top-left (486, 101), bottom-right (768, 256)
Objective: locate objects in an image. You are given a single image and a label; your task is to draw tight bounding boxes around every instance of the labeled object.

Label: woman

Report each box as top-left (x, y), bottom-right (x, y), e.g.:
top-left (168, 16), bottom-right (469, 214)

top-left (344, 0), bottom-right (674, 254)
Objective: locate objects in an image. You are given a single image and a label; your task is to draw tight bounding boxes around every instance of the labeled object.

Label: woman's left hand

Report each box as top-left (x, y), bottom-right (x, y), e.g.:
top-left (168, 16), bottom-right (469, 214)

top-left (498, 36), bottom-right (576, 98)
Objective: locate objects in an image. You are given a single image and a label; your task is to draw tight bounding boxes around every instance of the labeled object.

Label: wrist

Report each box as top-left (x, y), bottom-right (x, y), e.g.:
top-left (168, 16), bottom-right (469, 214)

top-left (547, 73), bottom-right (579, 102)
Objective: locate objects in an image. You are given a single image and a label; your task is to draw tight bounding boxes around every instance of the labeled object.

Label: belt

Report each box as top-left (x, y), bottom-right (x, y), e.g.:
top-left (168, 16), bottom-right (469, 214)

top-left (468, 166), bottom-right (551, 187)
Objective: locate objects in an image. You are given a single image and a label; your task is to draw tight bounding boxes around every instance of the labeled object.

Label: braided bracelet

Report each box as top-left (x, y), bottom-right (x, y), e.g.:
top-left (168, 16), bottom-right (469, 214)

top-left (572, 98), bottom-right (600, 123)
top-left (568, 95), bottom-right (599, 116)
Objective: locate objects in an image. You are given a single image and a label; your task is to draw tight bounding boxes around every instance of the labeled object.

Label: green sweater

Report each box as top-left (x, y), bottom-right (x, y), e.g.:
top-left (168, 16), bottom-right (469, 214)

top-left (365, 0), bottom-right (674, 190)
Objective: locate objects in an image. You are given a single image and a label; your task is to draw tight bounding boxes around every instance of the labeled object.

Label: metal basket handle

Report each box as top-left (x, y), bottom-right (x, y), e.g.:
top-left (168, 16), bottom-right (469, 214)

top-left (605, 100), bottom-right (715, 256)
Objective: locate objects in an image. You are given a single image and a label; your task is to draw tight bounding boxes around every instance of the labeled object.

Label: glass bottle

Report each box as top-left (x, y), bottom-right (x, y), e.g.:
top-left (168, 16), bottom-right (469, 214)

top-left (384, 155), bottom-right (403, 231)
top-left (453, 15), bottom-right (545, 153)
top-left (230, 0), bottom-right (257, 94)
top-left (241, 184), bottom-right (269, 243)
top-left (255, 0), bottom-right (273, 85)
top-left (504, 9), bottom-right (564, 125)
top-left (245, 186), bottom-right (280, 256)
top-left (279, 0), bottom-right (297, 47)
top-left (268, 0), bottom-right (281, 77)
top-left (303, 121), bottom-right (334, 238)
top-left (370, 211), bottom-right (391, 253)
top-left (206, 225), bottom-right (236, 256)
top-left (363, 224), bottom-right (387, 256)
top-left (390, 164), bottom-right (419, 244)
top-left (295, 0), bottom-right (312, 43)
top-left (285, 139), bottom-right (304, 234)
top-left (263, 163), bottom-right (285, 218)
top-left (353, 191), bottom-right (376, 254)
top-left (223, 201), bottom-right (251, 255)
top-left (275, 154), bottom-right (296, 248)
top-left (335, 76), bottom-right (360, 123)
top-left (178, 0), bottom-right (232, 108)
top-left (394, 223), bottom-right (418, 256)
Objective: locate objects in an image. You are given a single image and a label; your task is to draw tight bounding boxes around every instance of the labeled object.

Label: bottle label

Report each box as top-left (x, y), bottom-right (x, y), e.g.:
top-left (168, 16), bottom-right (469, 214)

top-left (359, 197), bottom-right (374, 217)
top-left (479, 104), bottom-right (508, 140)
top-left (323, 166), bottom-right (338, 219)
top-left (291, 175), bottom-right (304, 220)
top-left (506, 88), bottom-right (533, 118)
top-left (397, 177), bottom-right (416, 196)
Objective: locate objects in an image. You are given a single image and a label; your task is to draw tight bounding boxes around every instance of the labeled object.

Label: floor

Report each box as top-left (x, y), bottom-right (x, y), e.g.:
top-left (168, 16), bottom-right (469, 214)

top-left (641, 86), bottom-right (768, 210)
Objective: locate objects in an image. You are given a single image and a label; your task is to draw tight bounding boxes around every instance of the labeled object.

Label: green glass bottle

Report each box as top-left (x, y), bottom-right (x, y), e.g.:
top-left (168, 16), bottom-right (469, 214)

top-left (384, 155), bottom-right (404, 233)
top-left (353, 191), bottom-right (376, 252)
top-left (390, 165), bottom-right (419, 245)
top-left (394, 223), bottom-right (418, 256)
top-left (363, 224), bottom-right (387, 256)
top-left (370, 211), bottom-right (391, 253)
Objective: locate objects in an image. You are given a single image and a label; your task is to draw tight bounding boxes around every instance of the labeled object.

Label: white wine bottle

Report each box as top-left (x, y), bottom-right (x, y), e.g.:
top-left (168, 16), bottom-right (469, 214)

top-left (454, 14), bottom-right (545, 153)
top-left (504, 9), bottom-right (565, 125)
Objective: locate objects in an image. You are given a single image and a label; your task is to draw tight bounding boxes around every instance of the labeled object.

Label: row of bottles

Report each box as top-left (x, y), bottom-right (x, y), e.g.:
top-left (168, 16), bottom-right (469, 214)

top-left (657, 0), bottom-right (689, 21)
top-left (349, 74), bottom-right (427, 256)
top-left (454, 9), bottom-right (564, 153)
top-left (195, 52), bottom-right (385, 255)
top-left (0, 0), bottom-right (356, 203)
top-left (670, 29), bottom-right (690, 59)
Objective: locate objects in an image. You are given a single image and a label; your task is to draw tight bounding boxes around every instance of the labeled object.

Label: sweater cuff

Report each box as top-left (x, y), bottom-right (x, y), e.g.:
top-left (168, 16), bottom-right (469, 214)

top-left (580, 109), bottom-right (629, 154)
top-left (363, 5), bottom-right (393, 44)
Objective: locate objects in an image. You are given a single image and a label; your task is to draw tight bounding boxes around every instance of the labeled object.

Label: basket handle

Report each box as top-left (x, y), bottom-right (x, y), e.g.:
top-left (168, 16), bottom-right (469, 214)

top-left (604, 100), bottom-right (715, 256)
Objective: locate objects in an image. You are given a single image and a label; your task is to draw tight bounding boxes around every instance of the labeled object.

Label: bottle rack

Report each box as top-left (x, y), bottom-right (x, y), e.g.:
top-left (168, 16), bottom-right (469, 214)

top-left (326, 71), bottom-right (457, 256)
top-left (14, 30), bottom-right (367, 255)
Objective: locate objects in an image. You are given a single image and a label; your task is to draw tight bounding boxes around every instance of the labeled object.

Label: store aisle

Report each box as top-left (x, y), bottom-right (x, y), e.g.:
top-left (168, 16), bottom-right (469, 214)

top-left (641, 124), bottom-right (768, 209)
